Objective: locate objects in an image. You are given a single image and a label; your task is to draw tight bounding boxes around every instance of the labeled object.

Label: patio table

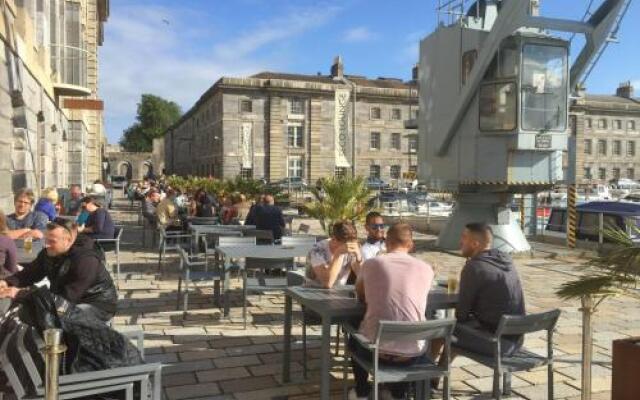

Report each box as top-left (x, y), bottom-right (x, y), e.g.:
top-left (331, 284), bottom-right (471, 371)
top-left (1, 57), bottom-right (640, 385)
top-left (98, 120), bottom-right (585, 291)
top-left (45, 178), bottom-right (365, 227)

top-left (281, 285), bottom-right (458, 400)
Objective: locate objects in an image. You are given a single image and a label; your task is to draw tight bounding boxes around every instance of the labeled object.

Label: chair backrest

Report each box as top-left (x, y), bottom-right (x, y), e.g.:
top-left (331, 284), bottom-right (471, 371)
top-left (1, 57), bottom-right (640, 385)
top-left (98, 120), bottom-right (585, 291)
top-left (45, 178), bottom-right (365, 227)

top-left (189, 217), bottom-right (219, 225)
top-left (286, 270), bottom-right (308, 286)
top-left (495, 309), bottom-right (561, 337)
top-left (376, 319), bottom-right (456, 345)
top-left (0, 323), bottom-right (46, 398)
top-left (114, 226), bottom-right (123, 240)
top-left (281, 235), bottom-right (316, 246)
top-left (217, 236), bottom-right (256, 247)
top-left (297, 223), bottom-right (311, 234)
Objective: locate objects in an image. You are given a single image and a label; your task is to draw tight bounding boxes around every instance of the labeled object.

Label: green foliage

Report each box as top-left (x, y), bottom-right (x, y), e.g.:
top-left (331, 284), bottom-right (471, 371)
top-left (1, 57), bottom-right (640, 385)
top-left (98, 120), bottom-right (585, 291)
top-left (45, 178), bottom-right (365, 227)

top-left (556, 225), bottom-right (640, 308)
top-left (302, 176), bottom-right (372, 235)
top-left (164, 175), bottom-right (281, 202)
top-left (119, 94), bottom-right (182, 152)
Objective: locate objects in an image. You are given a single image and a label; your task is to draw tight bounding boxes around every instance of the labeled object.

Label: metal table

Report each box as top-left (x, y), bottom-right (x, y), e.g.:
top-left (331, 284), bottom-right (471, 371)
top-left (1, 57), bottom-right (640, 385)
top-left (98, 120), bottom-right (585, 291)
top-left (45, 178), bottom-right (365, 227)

top-left (16, 240), bottom-right (44, 264)
top-left (189, 224), bottom-right (256, 248)
top-left (282, 286), bottom-right (458, 400)
top-left (216, 244), bottom-right (314, 321)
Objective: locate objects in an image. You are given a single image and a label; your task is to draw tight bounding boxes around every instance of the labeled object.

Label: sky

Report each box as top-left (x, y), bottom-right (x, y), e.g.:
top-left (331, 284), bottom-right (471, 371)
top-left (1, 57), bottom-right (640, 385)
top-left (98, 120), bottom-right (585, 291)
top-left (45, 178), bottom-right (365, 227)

top-left (99, 0), bottom-right (640, 144)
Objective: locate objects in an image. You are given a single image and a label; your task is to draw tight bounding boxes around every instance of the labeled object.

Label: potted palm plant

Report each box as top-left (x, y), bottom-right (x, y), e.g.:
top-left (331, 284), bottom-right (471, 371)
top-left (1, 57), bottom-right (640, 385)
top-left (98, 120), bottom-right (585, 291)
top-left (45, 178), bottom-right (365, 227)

top-left (556, 226), bottom-right (640, 400)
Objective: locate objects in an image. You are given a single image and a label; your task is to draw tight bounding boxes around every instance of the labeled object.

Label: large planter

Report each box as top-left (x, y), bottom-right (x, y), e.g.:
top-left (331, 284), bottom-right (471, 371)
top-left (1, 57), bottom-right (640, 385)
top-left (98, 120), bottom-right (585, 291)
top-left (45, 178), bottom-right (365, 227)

top-left (612, 337), bottom-right (640, 400)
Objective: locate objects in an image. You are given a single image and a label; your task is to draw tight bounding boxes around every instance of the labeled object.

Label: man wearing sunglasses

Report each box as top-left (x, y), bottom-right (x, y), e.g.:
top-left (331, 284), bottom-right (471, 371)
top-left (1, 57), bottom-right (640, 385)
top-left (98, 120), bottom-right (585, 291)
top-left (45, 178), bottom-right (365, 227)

top-left (361, 211), bottom-right (386, 262)
top-left (0, 218), bottom-right (117, 322)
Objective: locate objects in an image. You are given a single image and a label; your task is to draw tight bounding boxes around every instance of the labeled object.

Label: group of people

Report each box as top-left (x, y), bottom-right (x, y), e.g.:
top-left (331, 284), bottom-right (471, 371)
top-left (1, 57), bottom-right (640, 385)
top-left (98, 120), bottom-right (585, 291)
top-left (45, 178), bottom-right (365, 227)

top-left (304, 213), bottom-right (525, 400)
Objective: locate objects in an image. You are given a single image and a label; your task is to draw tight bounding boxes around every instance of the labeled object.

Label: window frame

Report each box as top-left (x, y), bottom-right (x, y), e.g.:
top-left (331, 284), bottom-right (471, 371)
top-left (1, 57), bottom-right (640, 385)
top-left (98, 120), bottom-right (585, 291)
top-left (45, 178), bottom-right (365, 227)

top-left (479, 80), bottom-right (518, 132)
top-left (287, 124), bottom-right (304, 148)
top-left (240, 99), bottom-right (253, 113)
top-left (290, 97), bottom-right (304, 115)
top-left (597, 139), bottom-right (607, 156)
top-left (584, 139), bottom-right (592, 155)
top-left (613, 140), bottom-right (622, 156)
top-left (391, 133), bottom-right (401, 150)
top-left (391, 108), bottom-right (402, 121)
top-left (370, 132), bottom-right (381, 150)
top-left (628, 141), bottom-right (636, 157)
top-left (370, 107), bottom-right (382, 120)
top-left (287, 156), bottom-right (303, 178)
top-left (390, 165), bottom-right (401, 180)
top-left (369, 165), bottom-right (381, 179)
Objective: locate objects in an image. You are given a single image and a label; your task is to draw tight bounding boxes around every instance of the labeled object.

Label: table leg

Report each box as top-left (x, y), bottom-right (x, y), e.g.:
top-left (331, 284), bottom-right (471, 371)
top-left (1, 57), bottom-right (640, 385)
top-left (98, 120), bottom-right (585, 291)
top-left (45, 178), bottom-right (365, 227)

top-left (320, 317), bottom-right (331, 400)
top-left (223, 258), bottom-right (231, 317)
top-left (282, 294), bottom-right (292, 383)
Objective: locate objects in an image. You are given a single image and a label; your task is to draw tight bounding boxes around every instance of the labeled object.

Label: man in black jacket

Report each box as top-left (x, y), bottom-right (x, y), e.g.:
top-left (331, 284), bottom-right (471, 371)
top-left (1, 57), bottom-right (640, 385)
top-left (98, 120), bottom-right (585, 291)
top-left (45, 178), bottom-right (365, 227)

top-left (0, 218), bottom-right (117, 322)
top-left (254, 194), bottom-right (285, 241)
top-left (454, 222), bottom-right (526, 356)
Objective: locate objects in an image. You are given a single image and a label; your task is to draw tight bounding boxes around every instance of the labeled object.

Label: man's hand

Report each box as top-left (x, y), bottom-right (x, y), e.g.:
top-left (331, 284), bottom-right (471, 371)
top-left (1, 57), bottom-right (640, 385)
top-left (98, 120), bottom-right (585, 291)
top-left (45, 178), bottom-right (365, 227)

top-left (0, 287), bottom-right (20, 299)
top-left (0, 280), bottom-right (8, 290)
top-left (346, 241), bottom-right (363, 263)
top-left (27, 229), bottom-right (44, 240)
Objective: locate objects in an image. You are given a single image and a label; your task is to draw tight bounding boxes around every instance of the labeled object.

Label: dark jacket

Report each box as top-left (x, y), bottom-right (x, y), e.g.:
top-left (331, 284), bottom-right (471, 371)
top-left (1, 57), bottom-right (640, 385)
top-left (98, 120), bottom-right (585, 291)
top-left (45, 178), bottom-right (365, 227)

top-left (6, 234), bottom-right (118, 318)
top-left (86, 207), bottom-right (115, 240)
top-left (456, 249), bottom-right (525, 332)
top-left (255, 204), bottom-right (285, 240)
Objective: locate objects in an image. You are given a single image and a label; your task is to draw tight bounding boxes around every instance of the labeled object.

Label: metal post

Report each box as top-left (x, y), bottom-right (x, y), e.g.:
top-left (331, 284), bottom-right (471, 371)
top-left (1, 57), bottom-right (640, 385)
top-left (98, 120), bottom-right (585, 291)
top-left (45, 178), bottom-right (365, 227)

top-left (44, 328), bottom-right (66, 400)
top-left (580, 295), bottom-right (593, 400)
top-left (567, 184), bottom-right (577, 248)
top-left (598, 212), bottom-right (604, 245)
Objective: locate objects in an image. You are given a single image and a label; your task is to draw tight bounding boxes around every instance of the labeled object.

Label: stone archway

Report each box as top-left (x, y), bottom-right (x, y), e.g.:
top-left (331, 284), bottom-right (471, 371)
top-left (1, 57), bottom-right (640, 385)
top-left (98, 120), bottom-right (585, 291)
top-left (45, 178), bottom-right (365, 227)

top-left (141, 160), bottom-right (154, 179)
top-left (117, 161), bottom-right (133, 180)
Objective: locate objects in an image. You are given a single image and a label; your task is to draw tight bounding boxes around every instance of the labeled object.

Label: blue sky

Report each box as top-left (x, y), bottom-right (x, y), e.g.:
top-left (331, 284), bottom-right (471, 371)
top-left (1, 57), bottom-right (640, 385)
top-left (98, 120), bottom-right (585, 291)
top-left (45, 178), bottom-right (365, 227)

top-left (99, 0), bottom-right (640, 144)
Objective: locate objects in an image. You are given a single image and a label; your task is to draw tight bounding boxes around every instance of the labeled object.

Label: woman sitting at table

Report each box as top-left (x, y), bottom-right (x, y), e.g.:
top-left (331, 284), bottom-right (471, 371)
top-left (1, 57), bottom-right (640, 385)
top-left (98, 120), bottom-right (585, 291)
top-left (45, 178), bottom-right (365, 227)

top-left (79, 196), bottom-right (115, 240)
top-left (0, 211), bottom-right (17, 278)
top-left (306, 220), bottom-right (363, 289)
top-left (221, 196), bottom-right (239, 225)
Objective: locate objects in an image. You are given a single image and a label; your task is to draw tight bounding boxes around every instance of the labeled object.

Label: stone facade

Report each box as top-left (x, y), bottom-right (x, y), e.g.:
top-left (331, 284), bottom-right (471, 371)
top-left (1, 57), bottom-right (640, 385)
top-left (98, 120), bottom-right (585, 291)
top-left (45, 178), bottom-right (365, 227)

top-left (571, 82), bottom-right (640, 185)
top-left (0, 0), bottom-right (108, 210)
top-left (105, 151), bottom-right (153, 182)
top-left (166, 57), bottom-right (419, 184)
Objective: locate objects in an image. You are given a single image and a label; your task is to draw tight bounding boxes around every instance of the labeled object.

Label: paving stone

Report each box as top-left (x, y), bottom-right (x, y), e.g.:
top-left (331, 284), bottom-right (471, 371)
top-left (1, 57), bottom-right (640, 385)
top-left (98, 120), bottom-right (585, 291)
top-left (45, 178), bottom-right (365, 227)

top-left (213, 355), bottom-right (262, 369)
top-left (163, 372), bottom-right (198, 387)
top-left (513, 381), bottom-right (581, 399)
top-left (218, 375), bottom-right (278, 393)
top-left (196, 366), bottom-right (251, 383)
top-left (165, 382), bottom-right (221, 400)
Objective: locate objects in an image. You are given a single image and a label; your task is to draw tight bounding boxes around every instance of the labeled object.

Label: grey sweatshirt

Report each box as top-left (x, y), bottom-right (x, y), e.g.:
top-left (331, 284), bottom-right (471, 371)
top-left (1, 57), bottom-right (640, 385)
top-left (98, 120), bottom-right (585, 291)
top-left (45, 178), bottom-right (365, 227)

top-left (455, 249), bottom-right (526, 332)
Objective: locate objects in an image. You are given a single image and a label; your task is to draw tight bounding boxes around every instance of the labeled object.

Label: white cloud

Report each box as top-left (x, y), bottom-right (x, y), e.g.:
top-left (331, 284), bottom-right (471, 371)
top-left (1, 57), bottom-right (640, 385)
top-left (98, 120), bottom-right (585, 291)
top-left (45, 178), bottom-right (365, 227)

top-left (343, 27), bottom-right (375, 43)
top-left (100, 3), bottom-right (342, 143)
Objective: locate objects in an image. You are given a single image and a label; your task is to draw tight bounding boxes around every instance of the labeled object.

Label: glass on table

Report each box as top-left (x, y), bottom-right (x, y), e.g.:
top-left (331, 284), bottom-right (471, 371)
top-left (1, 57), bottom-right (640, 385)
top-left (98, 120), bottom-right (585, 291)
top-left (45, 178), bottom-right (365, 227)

top-left (24, 237), bottom-right (33, 254)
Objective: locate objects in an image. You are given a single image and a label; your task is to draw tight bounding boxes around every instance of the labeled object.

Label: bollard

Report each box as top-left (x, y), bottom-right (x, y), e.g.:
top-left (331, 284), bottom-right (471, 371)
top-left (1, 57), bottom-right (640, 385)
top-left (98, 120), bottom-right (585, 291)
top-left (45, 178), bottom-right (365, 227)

top-left (44, 329), bottom-right (67, 400)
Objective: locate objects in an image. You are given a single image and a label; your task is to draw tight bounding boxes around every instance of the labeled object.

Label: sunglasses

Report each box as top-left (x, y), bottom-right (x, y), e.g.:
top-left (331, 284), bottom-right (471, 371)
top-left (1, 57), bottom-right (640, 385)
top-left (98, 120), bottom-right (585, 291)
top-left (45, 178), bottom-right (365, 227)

top-left (47, 218), bottom-right (76, 234)
top-left (368, 224), bottom-right (386, 230)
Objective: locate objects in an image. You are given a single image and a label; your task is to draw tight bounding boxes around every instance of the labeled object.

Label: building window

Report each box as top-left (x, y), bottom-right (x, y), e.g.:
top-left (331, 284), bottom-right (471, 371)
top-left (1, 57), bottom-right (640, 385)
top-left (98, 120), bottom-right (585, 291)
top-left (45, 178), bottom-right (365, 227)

top-left (334, 167), bottom-right (348, 178)
top-left (597, 140), bottom-right (607, 155)
top-left (240, 168), bottom-right (253, 179)
top-left (370, 107), bottom-right (382, 120)
top-left (584, 139), bottom-right (592, 155)
top-left (369, 165), bottom-right (380, 178)
top-left (370, 132), bottom-right (380, 150)
top-left (628, 120), bottom-right (636, 131)
top-left (288, 156), bottom-right (303, 178)
top-left (614, 120), bottom-right (623, 130)
top-left (598, 168), bottom-right (606, 180)
top-left (240, 100), bottom-right (252, 113)
top-left (613, 168), bottom-right (620, 180)
top-left (409, 136), bottom-right (418, 153)
top-left (461, 50), bottom-right (477, 85)
top-left (391, 108), bottom-right (402, 120)
top-left (390, 165), bottom-right (401, 180)
top-left (585, 118), bottom-right (592, 128)
top-left (391, 133), bottom-right (401, 150)
top-left (628, 168), bottom-right (635, 180)
top-left (597, 119), bottom-right (607, 129)
top-left (479, 82), bottom-right (516, 131)
top-left (613, 140), bottom-right (621, 156)
top-left (409, 165), bottom-right (418, 174)
top-left (411, 109), bottom-right (418, 119)
top-left (290, 97), bottom-right (304, 114)
top-left (628, 141), bottom-right (636, 157)
top-left (287, 124), bottom-right (304, 148)
top-left (583, 167), bottom-right (592, 180)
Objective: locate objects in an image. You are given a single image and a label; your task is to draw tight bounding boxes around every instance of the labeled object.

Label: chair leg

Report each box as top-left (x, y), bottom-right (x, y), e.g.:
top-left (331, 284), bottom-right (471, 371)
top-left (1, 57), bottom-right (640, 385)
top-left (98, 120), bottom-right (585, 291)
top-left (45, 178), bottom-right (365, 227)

top-left (183, 278), bottom-right (189, 314)
top-left (302, 320), bottom-right (308, 379)
top-left (416, 380), bottom-right (424, 400)
top-left (443, 374), bottom-right (450, 400)
top-left (242, 269), bottom-right (248, 330)
top-left (548, 362), bottom-right (554, 400)
top-left (176, 276), bottom-right (182, 310)
top-left (503, 372), bottom-right (512, 395)
top-left (335, 326), bottom-right (341, 356)
top-left (493, 368), bottom-right (501, 400)
top-left (116, 243), bottom-right (120, 283)
top-left (372, 377), bottom-right (378, 400)
top-left (342, 334), bottom-right (349, 400)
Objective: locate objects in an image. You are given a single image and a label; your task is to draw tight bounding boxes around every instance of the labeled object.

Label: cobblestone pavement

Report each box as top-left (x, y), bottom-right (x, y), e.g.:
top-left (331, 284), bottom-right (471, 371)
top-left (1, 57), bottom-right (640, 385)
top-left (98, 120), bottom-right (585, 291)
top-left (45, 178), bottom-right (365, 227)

top-left (107, 199), bottom-right (636, 400)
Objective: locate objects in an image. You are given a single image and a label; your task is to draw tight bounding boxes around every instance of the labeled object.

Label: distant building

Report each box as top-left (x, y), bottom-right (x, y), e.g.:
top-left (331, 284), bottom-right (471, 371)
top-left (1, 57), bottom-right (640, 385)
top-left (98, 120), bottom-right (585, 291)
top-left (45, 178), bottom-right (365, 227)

top-left (0, 0), bottom-right (109, 209)
top-left (165, 57), bottom-right (419, 184)
top-left (571, 82), bottom-right (640, 185)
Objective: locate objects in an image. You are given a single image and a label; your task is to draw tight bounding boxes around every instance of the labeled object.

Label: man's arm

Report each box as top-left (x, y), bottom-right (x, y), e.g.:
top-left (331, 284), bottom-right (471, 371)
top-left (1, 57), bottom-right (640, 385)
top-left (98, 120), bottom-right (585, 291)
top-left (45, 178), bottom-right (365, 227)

top-left (311, 252), bottom-right (348, 289)
top-left (6, 229), bottom-right (31, 240)
top-left (62, 255), bottom-right (101, 303)
top-left (455, 262), bottom-right (479, 322)
top-left (4, 255), bottom-right (47, 288)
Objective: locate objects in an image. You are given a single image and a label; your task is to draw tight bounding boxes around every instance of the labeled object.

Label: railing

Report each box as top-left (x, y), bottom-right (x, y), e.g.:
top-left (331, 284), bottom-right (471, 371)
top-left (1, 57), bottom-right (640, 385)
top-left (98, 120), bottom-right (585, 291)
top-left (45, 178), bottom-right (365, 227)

top-left (50, 44), bottom-right (88, 89)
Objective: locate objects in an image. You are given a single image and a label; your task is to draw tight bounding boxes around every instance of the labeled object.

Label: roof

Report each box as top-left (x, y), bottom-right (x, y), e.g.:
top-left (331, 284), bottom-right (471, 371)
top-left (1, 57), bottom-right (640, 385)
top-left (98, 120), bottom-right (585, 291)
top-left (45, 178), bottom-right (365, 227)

top-left (577, 201), bottom-right (640, 215)
top-left (250, 72), bottom-right (416, 90)
top-left (583, 94), bottom-right (640, 106)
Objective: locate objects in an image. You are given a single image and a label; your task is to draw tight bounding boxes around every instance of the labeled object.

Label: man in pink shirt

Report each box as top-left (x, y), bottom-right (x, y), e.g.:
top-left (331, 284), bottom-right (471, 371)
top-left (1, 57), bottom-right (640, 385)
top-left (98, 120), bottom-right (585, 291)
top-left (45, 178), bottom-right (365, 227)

top-left (349, 223), bottom-right (434, 400)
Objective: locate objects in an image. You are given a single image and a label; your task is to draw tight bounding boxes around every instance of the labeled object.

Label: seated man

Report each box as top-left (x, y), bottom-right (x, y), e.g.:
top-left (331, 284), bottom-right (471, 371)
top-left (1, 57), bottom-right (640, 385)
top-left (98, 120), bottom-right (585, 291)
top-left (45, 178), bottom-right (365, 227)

top-left (142, 189), bottom-right (161, 224)
top-left (360, 211), bottom-right (386, 261)
top-left (306, 220), bottom-right (362, 289)
top-left (349, 223), bottom-right (434, 400)
top-left (6, 188), bottom-right (48, 240)
top-left (64, 184), bottom-right (84, 216)
top-left (0, 218), bottom-right (118, 321)
top-left (156, 188), bottom-right (182, 230)
top-left (80, 196), bottom-right (116, 240)
top-left (254, 194), bottom-right (285, 241)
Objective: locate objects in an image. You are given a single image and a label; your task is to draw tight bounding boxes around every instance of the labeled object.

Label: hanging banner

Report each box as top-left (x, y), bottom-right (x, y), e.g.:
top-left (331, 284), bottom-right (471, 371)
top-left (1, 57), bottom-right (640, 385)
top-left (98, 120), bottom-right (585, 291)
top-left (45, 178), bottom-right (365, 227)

top-left (334, 88), bottom-right (351, 168)
top-left (240, 122), bottom-right (252, 168)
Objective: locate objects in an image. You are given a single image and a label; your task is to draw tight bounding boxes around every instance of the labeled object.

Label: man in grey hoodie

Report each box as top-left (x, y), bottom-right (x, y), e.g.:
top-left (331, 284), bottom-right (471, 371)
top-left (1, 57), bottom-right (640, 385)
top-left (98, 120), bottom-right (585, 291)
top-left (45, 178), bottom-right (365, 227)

top-left (454, 222), bottom-right (526, 356)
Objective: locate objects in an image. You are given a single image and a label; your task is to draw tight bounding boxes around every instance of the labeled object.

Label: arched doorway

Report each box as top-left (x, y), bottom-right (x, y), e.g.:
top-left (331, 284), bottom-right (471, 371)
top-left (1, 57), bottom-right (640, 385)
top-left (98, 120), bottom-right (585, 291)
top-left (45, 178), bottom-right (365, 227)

top-left (142, 161), bottom-right (154, 180)
top-left (118, 161), bottom-right (133, 180)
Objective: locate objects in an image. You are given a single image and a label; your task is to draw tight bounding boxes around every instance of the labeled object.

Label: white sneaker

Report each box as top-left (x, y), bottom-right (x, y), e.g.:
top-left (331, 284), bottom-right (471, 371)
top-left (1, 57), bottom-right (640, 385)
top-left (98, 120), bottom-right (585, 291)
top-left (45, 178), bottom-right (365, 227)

top-left (348, 388), bottom-right (368, 400)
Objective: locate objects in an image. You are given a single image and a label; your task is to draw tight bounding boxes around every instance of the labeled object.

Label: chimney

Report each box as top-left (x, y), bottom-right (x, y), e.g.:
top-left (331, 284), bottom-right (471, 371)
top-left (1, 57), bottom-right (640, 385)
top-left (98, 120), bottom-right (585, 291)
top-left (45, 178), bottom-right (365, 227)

top-left (529, 0), bottom-right (540, 16)
top-left (616, 81), bottom-right (634, 99)
top-left (331, 55), bottom-right (344, 79)
top-left (411, 64), bottom-right (419, 81)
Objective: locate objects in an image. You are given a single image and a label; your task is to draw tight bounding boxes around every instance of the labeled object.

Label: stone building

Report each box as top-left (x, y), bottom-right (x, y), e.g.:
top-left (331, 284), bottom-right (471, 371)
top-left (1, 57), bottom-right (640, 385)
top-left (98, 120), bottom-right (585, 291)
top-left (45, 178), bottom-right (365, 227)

top-left (0, 0), bottom-right (109, 210)
top-left (571, 82), bottom-right (640, 185)
top-left (165, 57), bottom-right (419, 183)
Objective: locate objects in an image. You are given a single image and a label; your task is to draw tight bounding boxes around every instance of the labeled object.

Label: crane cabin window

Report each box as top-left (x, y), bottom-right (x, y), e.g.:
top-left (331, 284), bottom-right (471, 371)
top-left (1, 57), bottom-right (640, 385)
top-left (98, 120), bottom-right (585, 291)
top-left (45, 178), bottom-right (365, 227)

top-left (521, 44), bottom-right (568, 132)
top-left (479, 82), bottom-right (516, 131)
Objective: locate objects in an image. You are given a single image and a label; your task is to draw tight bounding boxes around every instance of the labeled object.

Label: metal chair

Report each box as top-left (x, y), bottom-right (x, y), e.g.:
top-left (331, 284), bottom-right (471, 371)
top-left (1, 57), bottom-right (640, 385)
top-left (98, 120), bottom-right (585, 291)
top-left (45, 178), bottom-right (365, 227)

top-left (216, 236), bottom-right (256, 319)
top-left (0, 324), bottom-right (162, 400)
top-left (157, 226), bottom-right (192, 273)
top-left (453, 309), bottom-right (561, 399)
top-left (176, 247), bottom-right (222, 313)
top-left (188, 216), bottom-right (220, 225)
top-left (343, 319), bottom-right (457, 400)
top-left (96, 226), bottom-right (123, 282)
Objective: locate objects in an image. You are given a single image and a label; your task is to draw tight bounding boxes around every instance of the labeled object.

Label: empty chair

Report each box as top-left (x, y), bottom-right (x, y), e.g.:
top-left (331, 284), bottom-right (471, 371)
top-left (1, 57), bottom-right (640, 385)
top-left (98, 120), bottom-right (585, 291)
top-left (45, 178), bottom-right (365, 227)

top-left (453, 309), bottom-right (561, 399)
top-left (176, 247), bottom-right (222, 313)
top-left (96, 226), bottom-right (123, 282)
top-left (343, 319), bottom-right (457, 400)
top-left (157, 226), bottom-right (192, 273)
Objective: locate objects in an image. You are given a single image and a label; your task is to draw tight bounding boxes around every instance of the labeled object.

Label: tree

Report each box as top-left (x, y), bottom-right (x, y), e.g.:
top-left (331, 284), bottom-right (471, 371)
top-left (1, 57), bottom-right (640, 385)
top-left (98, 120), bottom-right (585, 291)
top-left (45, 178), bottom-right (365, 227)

top-left (119, 94), bottom-right (182, 152)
